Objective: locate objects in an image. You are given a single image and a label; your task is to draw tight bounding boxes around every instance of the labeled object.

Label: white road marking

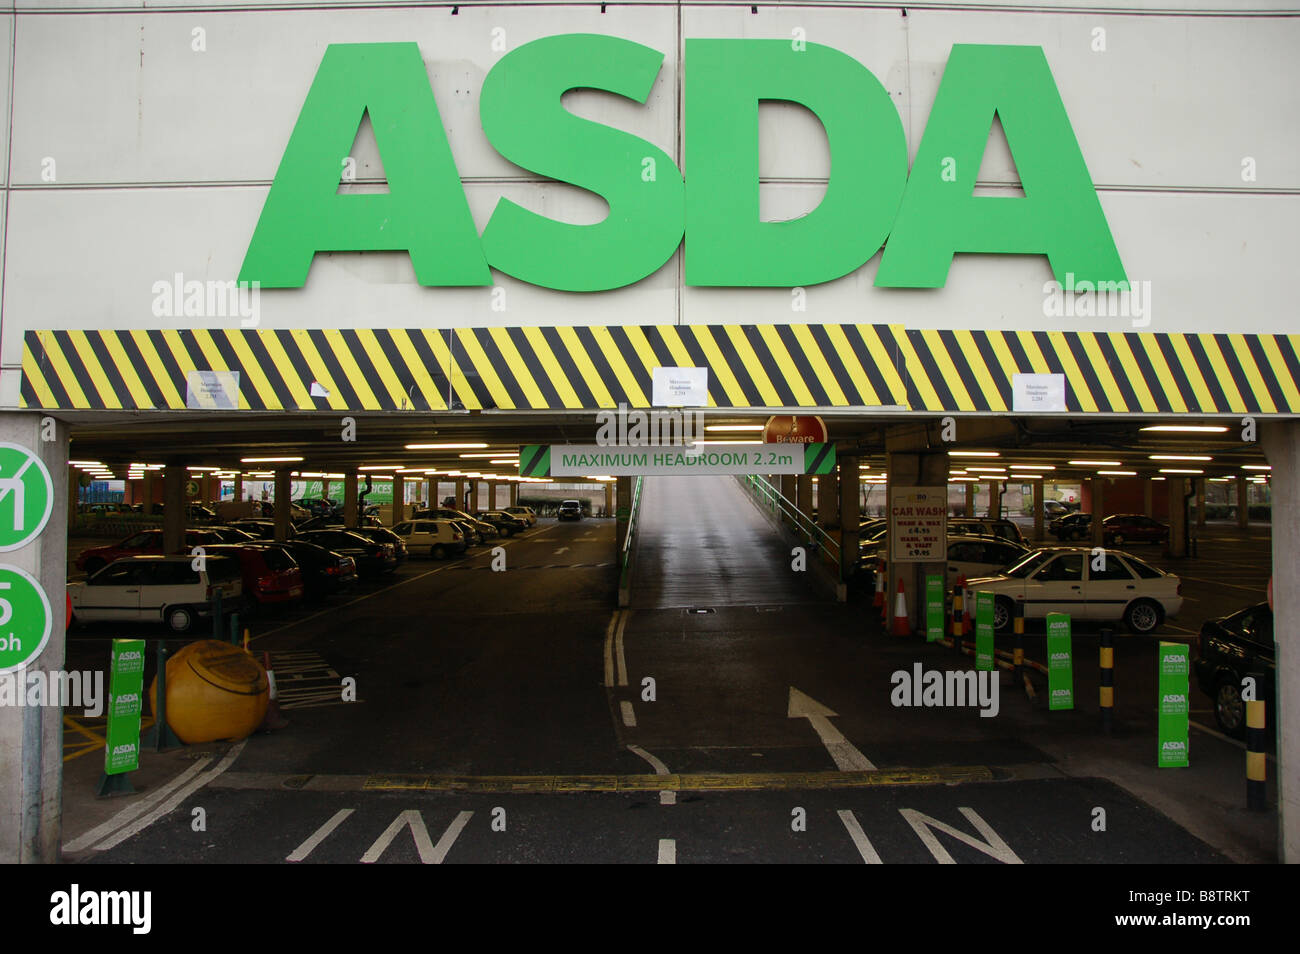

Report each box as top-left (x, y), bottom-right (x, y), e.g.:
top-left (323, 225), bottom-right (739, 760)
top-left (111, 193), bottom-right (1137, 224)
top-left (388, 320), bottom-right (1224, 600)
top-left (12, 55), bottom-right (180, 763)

top-left (620, 701), bottom-right (637, 727)
top-left (1179, 576), bottom-right (1267, 594)
top-left (658, 839), bottom-right (676, 864)
top-left (361, 809), bottom-right (473, 864)
top-left (63, 755), bottom-right (213, 853)
top-left (430, 811), bottom-right (475, 863)
top-left (286, 808), bottom-right (355, 862)
top-left (788, 687), bottom-right (876, 772)
top-left (628, 744), bottom-right (675, 805)
top-left (837, 810), bottom-right (883, 863)
top-left (603, 612), bottom-right (618, 688)
top-left (92, 741), bottom-right (247, 851)
top-left (554, 547), bottom-right (570, 555)
top-left (615, 610), bottom-right (630, 687)
top-left (900, 807), bottom-right (1023, 864)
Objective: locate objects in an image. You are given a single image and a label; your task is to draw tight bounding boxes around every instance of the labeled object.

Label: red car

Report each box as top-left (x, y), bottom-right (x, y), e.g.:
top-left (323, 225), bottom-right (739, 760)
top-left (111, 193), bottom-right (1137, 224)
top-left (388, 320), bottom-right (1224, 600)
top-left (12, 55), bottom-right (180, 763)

top-left (76, 529), bottom-right (228, 575)
top-left (203, 544), bottom-right (305, 608)
top-left (1101, 514), bottom-right (1170, 546)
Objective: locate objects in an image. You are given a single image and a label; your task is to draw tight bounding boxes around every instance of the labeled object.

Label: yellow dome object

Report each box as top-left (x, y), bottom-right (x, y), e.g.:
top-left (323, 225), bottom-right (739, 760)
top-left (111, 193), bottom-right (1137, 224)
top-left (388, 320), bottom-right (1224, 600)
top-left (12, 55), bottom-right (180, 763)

top-left (149, 640), bottom-right (269, 744)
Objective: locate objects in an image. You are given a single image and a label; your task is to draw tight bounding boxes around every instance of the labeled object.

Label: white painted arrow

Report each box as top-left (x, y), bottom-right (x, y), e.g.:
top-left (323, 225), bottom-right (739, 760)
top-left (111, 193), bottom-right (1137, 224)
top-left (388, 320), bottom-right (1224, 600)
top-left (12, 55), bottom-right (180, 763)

top-left (554, 547), bottom-right (570, 555)
top-left (788, 687), bottom-right (877, 772)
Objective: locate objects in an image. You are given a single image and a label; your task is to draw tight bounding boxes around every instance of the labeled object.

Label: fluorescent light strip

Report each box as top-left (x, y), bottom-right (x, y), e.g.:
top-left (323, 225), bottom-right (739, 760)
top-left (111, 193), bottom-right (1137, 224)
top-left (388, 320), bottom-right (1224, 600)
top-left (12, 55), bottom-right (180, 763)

top-left (1149, 455), bottom-right (1212, 462)
top-left (1068, 460), bottom-right (1122, 467)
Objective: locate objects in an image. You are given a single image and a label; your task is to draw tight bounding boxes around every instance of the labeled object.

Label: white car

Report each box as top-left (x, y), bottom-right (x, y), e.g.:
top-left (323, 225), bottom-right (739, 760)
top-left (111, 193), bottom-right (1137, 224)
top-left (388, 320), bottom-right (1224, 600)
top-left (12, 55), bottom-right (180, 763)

top-left (859, 534), bottom-right (1028, 593)
top-left (964, 547), bottom-right (1182, 635)
top-left (68, 555), bottom-right (243, 633)
top-left (504, 506), bottom-right (537, 526)
top-left (392, 519), bottom-right (467, 559)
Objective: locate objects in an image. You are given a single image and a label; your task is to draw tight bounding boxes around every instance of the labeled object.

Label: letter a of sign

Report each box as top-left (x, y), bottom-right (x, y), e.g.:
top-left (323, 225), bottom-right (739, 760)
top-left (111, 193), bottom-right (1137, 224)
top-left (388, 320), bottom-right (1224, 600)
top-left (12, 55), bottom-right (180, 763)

top-left (875, 44), bottom-right (1127, 289)
top-left (239, 43), bottom-right (491, 288)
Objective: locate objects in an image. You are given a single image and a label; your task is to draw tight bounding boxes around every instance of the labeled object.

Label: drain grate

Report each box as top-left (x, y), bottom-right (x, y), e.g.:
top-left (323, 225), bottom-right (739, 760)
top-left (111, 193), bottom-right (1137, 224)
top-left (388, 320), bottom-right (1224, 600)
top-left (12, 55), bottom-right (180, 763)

top-left (685, 607), bottom-right (716, 615)
top-left (754, 605), bottom-right (784, 613)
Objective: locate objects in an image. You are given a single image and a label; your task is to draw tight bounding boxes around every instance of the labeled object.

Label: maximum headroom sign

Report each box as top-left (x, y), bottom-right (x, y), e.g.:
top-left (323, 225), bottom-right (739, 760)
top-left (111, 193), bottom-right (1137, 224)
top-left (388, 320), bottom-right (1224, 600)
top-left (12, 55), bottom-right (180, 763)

top-left (519, 443), bottom-right (836, 477)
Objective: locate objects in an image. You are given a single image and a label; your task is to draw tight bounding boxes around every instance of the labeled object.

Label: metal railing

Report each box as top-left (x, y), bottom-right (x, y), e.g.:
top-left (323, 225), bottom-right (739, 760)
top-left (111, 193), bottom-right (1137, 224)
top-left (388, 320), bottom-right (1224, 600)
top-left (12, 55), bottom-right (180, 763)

top-left (617, 476), bottom-right (644, 606)
top-left (736, 475), bottom-right (842, 581)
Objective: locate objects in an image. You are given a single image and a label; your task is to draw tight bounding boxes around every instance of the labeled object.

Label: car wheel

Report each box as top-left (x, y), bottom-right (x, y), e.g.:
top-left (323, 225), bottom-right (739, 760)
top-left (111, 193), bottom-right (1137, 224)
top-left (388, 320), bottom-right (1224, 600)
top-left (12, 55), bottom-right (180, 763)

top-left (992, 597), bottom-right (1015, 635)
top-left (1213, 676), bottom-right (1246, 738)
top-left (165, 605), bottom-right (195, 633)
top-left (1124, 599), bottom-right (1161, 635)
top-left (1110, 533), bottom-right (1125, 547)
top-left (83, 557), bottom-right (106, 577)
top-left (431, 544), bottom-right (447, 560)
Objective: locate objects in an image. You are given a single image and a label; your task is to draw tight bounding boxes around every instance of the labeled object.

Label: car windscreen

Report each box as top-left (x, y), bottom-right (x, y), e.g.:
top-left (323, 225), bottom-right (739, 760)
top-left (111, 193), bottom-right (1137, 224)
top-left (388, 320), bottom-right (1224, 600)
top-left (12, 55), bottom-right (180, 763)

top-left (205, 557), bottom-right (242, 583)
top-left (259, 547), bottom-right (297, 571)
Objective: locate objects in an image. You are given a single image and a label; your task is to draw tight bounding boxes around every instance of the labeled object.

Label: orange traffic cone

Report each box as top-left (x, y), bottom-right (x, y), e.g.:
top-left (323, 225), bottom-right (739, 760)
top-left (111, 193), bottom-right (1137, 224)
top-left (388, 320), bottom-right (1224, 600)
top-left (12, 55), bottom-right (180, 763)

top-left (892, 578), bottom-right (911, 637)
top-left (872, 560), bottom-right (886, 609)
top-left (259, 651), bottom-right (290, 731)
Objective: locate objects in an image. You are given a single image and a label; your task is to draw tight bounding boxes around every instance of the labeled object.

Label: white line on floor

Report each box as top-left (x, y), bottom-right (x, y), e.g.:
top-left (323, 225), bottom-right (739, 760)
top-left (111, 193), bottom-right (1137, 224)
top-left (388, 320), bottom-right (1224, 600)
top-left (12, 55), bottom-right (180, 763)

top-left (620, 701), bottom-right (637, 727)
top-left (615, 610), bottom-right (630, 687)
top-left (837, 810), bottom-right (883, 864)
top-left (286, 808), bottom-right (355, 862)
top-left (628, 744), bottom-right (675, 805)
top-left (1190, 720), bottom-right (1275, 762)
top-left (603, 611), bottom-right (618, 688)
top-left (658, 839), bottom-right (676, 864)
top-left (429, 811), bottom-right (474, 864)
top-left (63, 756), bottom-right (213, 853)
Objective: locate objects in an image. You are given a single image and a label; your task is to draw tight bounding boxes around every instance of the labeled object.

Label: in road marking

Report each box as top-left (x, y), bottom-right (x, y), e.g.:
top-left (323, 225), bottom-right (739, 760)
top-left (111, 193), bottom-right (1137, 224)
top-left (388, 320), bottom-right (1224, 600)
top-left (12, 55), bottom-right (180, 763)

top-left (287, 808), bottom-right (354, 862)
top-left (620, 701), bottom-right (637, 727)
top-left (603, 612), bottom-right (618, 688)
top-left (360, 809), bottom-right (473, 864)
top-left (658, 839), bottom-right (676, 864)
top-left (1190, 720), bottom-right (1276, 761)
top-left (837, 810), bottom-right (883, 864)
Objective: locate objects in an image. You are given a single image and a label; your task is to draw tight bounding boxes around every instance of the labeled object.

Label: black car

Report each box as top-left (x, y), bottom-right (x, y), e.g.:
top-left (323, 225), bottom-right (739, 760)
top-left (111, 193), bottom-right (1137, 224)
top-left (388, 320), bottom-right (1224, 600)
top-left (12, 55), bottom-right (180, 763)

top-left (1195, 603), bottom-right (1275, 737)
top-left (247, 540), bottom-right (358, 599)
top-left (474, 510), bottom-right (528, 537)
top-left (205, 525), bottom-right (259, 544)
top-left (1050, 511), bottom-right (1092, 541)
top-left (557, 499), bottom-right (584, 521)
top-left (297, 528), bottom-right (397, 576)
top-left (295, 497), bottom-right (341, 518)
top-left (226, 518), bottom-right (296, 541)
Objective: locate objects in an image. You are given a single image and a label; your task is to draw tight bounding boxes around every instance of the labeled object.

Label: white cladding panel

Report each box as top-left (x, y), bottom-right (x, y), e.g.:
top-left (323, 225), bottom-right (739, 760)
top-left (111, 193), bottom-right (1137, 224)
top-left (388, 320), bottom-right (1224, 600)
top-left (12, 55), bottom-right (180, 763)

top-left (3, 2), bottom-right (1297, 373)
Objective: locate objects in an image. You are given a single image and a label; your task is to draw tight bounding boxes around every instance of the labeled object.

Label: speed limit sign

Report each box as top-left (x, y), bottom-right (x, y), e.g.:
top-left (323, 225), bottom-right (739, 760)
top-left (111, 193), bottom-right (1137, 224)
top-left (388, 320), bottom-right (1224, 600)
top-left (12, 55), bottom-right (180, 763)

top-left (0, 564), bottom-right (52, 675)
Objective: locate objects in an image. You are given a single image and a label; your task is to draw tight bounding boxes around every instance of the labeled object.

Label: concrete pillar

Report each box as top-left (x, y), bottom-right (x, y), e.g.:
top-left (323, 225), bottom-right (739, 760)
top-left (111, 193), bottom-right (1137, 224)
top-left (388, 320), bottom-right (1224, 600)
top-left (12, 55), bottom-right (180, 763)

top-left (1166, 477), bottom-right (1188, 557)
top-left (199, 473), bottom-right (211, 507)
top-left (510, 482), bottom-right (519, 507)
top-left (988, 479), bottom-right (1002, 519)
top-left (1237, 475), bottom-right (1250, 529)
top-left (1143, 479), bottom-right (1154, 518)
top-left (1089, 477), bottom-right (1105, 548)
top-left (604, 482), bottom-right (614, 517)
top-left (0, 415), bottom-right (70, 863)
top-left (797, 475), bottom-right (813, 519)
top-left (142, 468), bottom-right (157, 516)
top-left (1261, 421), bottom-right (1299, 862)
top-left (818, 471), bottom-right (838, 530)
top-left (885, 430), bottom-right (948, 631)
top-left (426, 477), bottom-right (436, 512)
top-left (343, 473), bottom-right (359, 528)
top-left (488, 481), bottom-right (498, 510)
top-left (1032, 479), bottom-right (1045, 542)
top-left (273, 470), bottom-right (292, 541)
top-left (67, 465), bottom-right (78, 524)
top-left (455, 478), bottom-right (466, 511)
top-left (392, 474), bottom-right (406, 525)
top-left (838, 455), bottom-right (860, 581)
top-left (162, 463), bottom-right (185, 553)
top-left (965, 482), bottom-right (975, 517)
top-left (1196, 478), bottom-right (1207, 528)
top-left (233, 474), bottom-right (243, 506)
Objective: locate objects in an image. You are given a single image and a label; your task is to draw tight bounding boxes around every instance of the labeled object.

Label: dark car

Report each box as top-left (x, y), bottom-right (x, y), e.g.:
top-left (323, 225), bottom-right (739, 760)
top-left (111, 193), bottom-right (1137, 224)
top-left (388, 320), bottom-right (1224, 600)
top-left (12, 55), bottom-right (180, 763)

top-left (948, 518), bottom-right (1024, 545)
top-left (298, 528), bottom-right (397, 576)
top-left (1195, 603), bottom-right (1275, 737)
top-left (350, 526), bottom-right (409, 564)
top-left (295, 497), bottom-right (341, 518)
top-left (203, 543), bottom-right (305, 610)
top-left (248, 540), bottom-right (358, 600)
top-left (205, 525), bottom-right (259, 544)
top-left (1050, 511), bottom-right (1092, 541)
top-left (76, 528), bottom-right (228, 576)
top-left (226, 518), bottom-right (296, 541)
top-left (557, 499), bottom-right (584, 521)
top-left (299, 514), bottom-right (383, 532)
top-left (474, 510), bottom-right (528, 537)
top-left (1101, 514), bottom-right (1169, 547)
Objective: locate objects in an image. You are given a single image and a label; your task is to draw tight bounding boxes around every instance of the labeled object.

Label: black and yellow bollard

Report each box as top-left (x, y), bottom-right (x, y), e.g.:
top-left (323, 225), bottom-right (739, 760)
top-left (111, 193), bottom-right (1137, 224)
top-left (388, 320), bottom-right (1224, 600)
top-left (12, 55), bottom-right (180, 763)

top-left (951, 581), bottom-right (965, 654)
top-left (1099, 626), bottom-right (1114, 734)
top-left (1246, 675), bottom-right (1266, 811)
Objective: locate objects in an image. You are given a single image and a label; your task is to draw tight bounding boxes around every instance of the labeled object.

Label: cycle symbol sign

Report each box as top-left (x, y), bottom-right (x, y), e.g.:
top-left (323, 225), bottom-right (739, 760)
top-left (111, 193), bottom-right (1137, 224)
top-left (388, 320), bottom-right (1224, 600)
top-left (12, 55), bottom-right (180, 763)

top-left (0, 443), bottom-right (54, 552)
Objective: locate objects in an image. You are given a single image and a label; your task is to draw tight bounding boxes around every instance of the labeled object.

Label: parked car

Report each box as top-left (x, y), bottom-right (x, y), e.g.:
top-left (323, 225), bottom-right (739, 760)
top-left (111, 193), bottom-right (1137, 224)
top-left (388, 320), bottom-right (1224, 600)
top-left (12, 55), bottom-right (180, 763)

top-left (393, 519), bottom-right (467, 559)
top-left (68, 554), bottom-right (243, 633)
top-left (1195, 603), bottom-right (1274, 737)
top-left (204, 525), bottom-right (259, 544)
top-left (298, 513), bottom-right (382, 532)
top-left (1050, 511), bottom-right (1092, 541)
top-left (948, 518), bottom-right (1024, 545)
top-left (412, 508), bottom-right (497, 544)
top-left (964, 547), bottom-right (1182, 635)
top-left (297, 528), bottom-right (398, 576)
top-left (225, 518), bottom-right (296, 541)
top-left (856, 534), bottom-right (1029, 593)
top-left (76, 528), bottom-right (229, 576)
top-left (249, 540), bottom-right (358, 600)
top-left (349, 526), bottom-right (409, 564)
top-left (295, 497), bottom-right (341, 518)
top-left (203, 543), bottom-right (305, 609)
top-left (557, 499), bottom-right (584, 521)
top-left (1043, 500), bottom-right (1071, 517)
top-left (1101, 514), bottom-right (1170, 547)
top-left (504, 506), bottom-right (538, 526)
top-left (475, 510), bottom-right (529, 537)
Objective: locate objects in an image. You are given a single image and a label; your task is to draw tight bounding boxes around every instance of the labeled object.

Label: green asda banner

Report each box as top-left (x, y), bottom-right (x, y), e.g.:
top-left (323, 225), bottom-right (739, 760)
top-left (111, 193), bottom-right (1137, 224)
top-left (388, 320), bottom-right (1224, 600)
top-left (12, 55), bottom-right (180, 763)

top-left (1157, 642), bottom-right (1190, 768)
top-left (104, 639), bottom-right (146, 776)
top-left (925, 575), bottom-right (944, 643)
top-left (241, 38), bottom-right (1125, 293)
top-left (974, 591), bottom-right (995, 669)
top-left (1046, 613), bottom-right (1074, 711)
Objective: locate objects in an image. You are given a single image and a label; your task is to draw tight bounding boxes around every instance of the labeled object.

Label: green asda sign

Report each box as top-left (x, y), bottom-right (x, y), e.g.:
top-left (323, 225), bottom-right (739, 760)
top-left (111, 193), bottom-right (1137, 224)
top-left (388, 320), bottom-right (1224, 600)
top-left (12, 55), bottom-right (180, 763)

top-left (241, 36), bottom-right (1126, 293)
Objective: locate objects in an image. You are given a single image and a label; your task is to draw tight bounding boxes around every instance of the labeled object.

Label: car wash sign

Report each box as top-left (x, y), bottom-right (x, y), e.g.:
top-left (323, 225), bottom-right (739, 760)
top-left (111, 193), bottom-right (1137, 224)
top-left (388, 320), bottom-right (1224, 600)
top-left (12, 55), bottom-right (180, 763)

top-left (519, 443), bottom-right (836, 478)
top-left (240, 37), bottom-right (1125, 293)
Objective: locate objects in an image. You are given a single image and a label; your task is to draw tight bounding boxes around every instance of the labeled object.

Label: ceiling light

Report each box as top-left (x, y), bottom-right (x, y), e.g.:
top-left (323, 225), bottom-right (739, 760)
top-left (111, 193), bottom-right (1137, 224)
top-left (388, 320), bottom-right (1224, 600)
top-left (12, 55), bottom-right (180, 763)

top-left (1149, 455), bottom-right (1212, 462)
top-left (1140, 425), bottom-right (1229, 433)
top-left (1068, 460), bottom-right (1122, 467)
top-left (1242, 465), bottom-right (1271, 471)
top-left (1159, 468), bottom-right (1204, 475)
top-left (240, 456), bottom-right (303, 463)
top-left (1006, 464), bottom-right (1056, 471)
top-left (1097, 470), bottom-right (1137, 476)
top-left (704, 425), bottom-right (765, 432)
top-left (405, 443), bottom-right (488, 450)
top-left (947, 451), bottom-right (1000, 457)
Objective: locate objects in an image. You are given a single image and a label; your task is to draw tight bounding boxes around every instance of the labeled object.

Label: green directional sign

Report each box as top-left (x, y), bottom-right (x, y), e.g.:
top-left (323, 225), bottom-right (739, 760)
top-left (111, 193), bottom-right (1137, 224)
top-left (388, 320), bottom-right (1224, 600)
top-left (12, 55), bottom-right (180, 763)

top-left (104, 639), bottom-right (146, 775)
top-left (0, 443), bottom-right (54, 552)
top-left (0, 564), bottom-right (53, 675)
top-left (1157, 642), bottom-right (1190, 768)
top-left (1046, 612), bottom-right (1074, 711)
top-left (974, 591), bottom-right (995, 669)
